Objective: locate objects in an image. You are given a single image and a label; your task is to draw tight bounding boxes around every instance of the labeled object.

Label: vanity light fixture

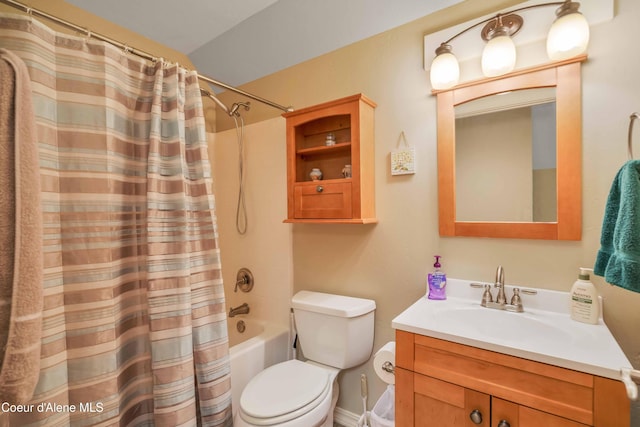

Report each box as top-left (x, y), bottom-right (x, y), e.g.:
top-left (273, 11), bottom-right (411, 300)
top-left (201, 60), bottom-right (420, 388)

top-left (480, 13), bottom-right (521, 77)
top-left (430, 44), bottom-right (460, 91)
top-left (546, 1), bottom-right (590, 60)
top-left (429, 0), bottom-right (590, 90)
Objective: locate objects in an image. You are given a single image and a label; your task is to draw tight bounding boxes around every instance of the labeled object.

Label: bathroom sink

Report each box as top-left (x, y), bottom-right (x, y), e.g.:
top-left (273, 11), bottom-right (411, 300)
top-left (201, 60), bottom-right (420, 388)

top-left (392, 278), bottom-right (632, 381)
top-left (430, 303), bottom-right (576, 347)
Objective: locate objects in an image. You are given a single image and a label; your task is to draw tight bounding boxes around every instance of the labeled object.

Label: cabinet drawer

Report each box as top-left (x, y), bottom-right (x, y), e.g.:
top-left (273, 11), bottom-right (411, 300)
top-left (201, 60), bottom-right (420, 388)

top-left (293, 181), bottom-right (352, 219)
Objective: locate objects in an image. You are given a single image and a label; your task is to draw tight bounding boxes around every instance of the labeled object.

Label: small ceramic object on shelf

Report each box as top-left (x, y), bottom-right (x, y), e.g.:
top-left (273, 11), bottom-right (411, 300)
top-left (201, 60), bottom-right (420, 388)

top-left (325, 133), bottom-right (336, 146)
top-left (310, 168), bottom-right (323, 181)
top-left (342, 164), bottom-right (352, 178)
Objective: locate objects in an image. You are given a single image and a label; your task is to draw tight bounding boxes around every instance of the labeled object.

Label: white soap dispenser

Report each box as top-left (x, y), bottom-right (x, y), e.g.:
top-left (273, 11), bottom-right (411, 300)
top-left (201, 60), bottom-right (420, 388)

top-left (570, 267), bottom-right (599, 324)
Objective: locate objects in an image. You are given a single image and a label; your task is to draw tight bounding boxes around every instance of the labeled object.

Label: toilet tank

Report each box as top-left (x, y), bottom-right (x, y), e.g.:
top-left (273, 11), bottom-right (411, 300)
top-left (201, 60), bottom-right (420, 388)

top-left (291, 291), bottom-right (376, 369)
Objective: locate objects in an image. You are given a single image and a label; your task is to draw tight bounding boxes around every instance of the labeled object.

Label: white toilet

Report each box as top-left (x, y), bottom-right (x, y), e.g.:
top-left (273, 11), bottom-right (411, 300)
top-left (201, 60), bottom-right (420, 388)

top-left (234, 291), bottom-right (376, 427)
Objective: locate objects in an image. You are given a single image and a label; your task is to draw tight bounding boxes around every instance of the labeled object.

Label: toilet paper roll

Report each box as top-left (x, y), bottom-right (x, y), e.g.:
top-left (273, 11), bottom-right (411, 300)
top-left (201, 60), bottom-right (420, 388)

top-left (373, 341), bottom-right (396, 385)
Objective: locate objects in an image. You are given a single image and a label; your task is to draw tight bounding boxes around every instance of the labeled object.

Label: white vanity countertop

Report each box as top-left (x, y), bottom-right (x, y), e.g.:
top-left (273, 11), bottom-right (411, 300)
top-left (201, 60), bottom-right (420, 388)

top-left (392, 278), bottom-right (632, 381)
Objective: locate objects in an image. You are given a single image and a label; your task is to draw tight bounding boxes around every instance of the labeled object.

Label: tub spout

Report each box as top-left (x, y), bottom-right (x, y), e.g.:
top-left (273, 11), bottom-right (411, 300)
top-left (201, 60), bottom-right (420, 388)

top-left (229, 303), bottom-right (250, 317)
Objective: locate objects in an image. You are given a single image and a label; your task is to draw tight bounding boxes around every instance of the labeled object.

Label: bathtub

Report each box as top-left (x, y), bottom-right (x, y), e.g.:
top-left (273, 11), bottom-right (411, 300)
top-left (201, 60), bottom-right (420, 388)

top-left (228, 318), bottom-right (290, 418)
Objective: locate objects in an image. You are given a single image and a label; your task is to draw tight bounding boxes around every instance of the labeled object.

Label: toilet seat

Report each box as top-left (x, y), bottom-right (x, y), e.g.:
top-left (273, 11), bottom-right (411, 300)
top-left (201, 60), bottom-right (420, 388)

top-left (239, 360), bottom-right (332, 426)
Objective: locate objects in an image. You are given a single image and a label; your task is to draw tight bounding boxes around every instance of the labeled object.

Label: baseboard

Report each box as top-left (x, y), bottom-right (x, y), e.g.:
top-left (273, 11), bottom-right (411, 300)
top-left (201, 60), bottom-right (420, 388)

top-left (334, 406), bottom-right (361, 427)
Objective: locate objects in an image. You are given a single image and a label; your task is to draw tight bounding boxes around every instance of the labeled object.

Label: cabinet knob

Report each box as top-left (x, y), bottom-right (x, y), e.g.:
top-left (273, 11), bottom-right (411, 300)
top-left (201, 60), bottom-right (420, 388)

top-left (469, 409), bottom-right (483, 424)
top-left (316, 185), bottom-right (323, 193)
top-left (497, 420), bottom-right (511, 427)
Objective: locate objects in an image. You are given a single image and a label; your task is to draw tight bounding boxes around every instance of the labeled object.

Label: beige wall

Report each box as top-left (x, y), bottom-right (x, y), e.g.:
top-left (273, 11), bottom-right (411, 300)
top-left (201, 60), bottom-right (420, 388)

top-left (210, 0), bottom-right (640, 417)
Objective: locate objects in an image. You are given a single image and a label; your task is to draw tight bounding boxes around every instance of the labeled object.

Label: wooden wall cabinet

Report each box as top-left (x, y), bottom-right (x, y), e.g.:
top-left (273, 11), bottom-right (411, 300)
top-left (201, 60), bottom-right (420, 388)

top-left (396, 331), bottom-right (630, 427)
top-left (283, 94), bottom-right (376, 224)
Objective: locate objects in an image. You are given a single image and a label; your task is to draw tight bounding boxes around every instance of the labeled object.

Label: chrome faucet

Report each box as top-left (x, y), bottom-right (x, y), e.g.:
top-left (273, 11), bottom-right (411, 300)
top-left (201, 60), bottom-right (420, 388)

top-left (229, 303), bottom-right (250, 317)
top-left (494, 265), bottom-right (507, 305)
top-left (470, 265), bottom-right (537, 313)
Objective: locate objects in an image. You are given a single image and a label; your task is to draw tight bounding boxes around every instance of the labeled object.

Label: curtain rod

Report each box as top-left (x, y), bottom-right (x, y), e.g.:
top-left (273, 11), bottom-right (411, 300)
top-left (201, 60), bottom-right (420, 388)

top-left (0, 0), bottom-right (294, 113)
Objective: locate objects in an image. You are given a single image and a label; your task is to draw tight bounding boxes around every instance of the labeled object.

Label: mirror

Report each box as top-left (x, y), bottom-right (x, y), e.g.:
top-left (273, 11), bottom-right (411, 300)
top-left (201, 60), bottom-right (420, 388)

top-left (436, 57), bottom-right (585, 240)
top-left (455, 88), bottom-right (557, 222)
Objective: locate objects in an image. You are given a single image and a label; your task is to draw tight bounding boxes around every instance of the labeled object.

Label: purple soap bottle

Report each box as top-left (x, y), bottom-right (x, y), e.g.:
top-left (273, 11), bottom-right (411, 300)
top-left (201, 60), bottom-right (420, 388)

top-left (427, 255), bottom-right (447, 300)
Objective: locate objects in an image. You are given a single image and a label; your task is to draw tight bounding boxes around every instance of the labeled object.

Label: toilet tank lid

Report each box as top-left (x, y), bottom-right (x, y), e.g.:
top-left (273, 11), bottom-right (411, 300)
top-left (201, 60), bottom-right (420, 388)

top-left (292, 291), bottom-right (376, 318)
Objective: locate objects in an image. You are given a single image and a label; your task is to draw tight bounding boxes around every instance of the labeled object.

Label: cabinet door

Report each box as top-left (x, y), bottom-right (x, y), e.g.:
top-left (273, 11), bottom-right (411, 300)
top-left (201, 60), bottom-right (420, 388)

top-left (413, 373), bottom-right (490, 427)
top-left (493, 398), bottom-right (591, 427)
top-left (492, 398), bottom-right (519, 427)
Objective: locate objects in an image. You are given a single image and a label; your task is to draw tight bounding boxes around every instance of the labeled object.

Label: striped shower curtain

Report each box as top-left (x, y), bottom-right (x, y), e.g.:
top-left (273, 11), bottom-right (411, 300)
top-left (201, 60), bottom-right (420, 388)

top-left (0, 13), bottom-right (232, 427)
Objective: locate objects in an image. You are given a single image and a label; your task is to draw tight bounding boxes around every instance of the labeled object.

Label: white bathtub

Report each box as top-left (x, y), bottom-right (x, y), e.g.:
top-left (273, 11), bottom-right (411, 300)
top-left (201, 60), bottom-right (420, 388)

top-left (228, 318), bottom-right (290, 418)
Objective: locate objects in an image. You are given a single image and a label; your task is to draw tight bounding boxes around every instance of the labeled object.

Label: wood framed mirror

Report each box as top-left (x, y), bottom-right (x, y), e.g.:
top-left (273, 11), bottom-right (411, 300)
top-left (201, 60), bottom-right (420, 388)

top-left (436, 56), bottom-right (585, 240)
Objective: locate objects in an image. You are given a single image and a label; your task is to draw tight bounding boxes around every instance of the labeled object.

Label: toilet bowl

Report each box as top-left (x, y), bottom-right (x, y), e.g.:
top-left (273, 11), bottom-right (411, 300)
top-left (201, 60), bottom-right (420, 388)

top-left (234, 360), bottom-right (339, 427)
top-left (234, 291), bottom-right (376, 427)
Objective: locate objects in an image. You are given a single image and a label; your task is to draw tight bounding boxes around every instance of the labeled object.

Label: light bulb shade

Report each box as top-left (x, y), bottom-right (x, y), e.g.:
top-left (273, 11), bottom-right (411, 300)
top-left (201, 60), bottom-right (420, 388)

top-left (547, 12), bottom-right (590, 60)
top-left (481, 35), bottom-right (516, 77)
top-left (430, 51), bottom-right (460, 90)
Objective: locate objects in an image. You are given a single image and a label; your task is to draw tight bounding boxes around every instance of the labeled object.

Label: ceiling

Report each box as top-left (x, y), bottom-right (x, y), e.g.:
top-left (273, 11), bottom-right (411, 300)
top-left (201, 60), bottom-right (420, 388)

top-left (66, 0), bottom-right (281, 55)
top-left (66, 0), bottom-right (463, 88)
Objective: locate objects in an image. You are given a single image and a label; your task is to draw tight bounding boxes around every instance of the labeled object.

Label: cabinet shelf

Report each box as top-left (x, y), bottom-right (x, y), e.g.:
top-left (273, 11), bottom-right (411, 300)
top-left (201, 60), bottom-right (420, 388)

top-left (298, 177), bottom-right (352, 184)
top-left (296, 142), bottom-right (351, 156)
top-left (283, 94), bottom-right (376, 223)
top-left (283, 218), bottom-right (378, 224)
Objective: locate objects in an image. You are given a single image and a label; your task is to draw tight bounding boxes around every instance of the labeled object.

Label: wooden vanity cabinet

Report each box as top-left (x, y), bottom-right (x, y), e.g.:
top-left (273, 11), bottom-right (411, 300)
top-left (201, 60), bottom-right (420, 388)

top-left (396, 330), bottom-right (630, 427)
top-left (283, 94), bottom-right (376, 224)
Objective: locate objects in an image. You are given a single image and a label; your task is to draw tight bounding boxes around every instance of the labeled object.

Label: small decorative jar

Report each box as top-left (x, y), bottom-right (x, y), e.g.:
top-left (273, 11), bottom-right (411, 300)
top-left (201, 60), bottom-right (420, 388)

top-left (325, 133), bottom-right (336, 146)
top-left (310, 168), bottom-right (323, 181)
top-left (341, 164), bottom-right (352, 178)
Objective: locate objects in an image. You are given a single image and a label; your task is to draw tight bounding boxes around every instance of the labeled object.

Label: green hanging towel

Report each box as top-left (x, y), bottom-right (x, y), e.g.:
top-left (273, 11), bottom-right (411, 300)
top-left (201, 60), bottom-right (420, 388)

top-left (594, 160), bottom-right (640, 293)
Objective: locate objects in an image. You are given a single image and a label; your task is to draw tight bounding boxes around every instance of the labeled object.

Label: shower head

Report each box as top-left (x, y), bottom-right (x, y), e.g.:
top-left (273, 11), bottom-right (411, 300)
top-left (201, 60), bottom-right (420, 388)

top-left (200, 89), bottom-right (251, 118)
top-left (230, 102), bottom-right (251, 117)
